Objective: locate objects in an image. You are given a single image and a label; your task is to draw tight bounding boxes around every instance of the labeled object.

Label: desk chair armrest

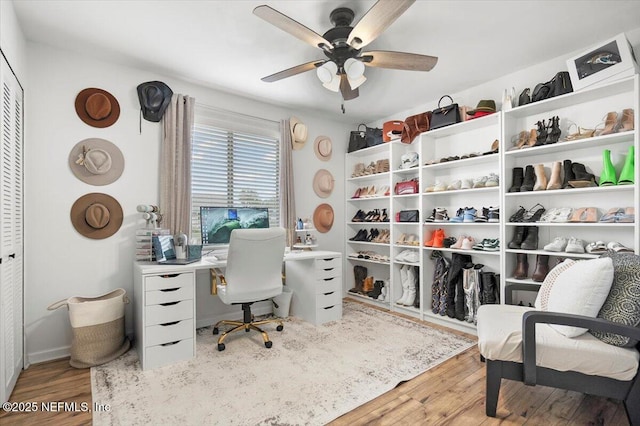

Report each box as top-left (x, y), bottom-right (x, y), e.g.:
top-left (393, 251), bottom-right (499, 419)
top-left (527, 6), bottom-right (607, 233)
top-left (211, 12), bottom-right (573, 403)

top-left (505, 283), bottom-right (541, 305)
top-left (522, 311), bottom-right (640, 385)
top-left (210, 268), bottom-right (226, 295)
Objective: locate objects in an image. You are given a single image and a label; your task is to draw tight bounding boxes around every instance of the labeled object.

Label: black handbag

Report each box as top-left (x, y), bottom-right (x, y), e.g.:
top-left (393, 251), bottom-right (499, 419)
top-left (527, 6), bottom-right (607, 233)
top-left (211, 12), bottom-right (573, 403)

top-left (430, 95), bottom-right (461, 130)
top-left (365, 126), bottom-right (383, 147)
top-left (348, 124), bottom-right (367, 153)
top-left (532, 71), bottom-right (573, 103)
top-left (518, 88), bottom-right (531, 106)
top-left (398, 210), bottom-right (419, 222)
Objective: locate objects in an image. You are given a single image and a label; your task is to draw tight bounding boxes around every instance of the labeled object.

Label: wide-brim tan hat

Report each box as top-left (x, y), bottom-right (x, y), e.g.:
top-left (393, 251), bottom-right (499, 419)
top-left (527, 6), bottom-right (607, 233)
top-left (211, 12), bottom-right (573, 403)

top-left (290, 116), bottom-right (308, 150)
top-left (313, 203), bottom-right (334, 233)
top-left (70, 193), bottom-right (123, 239)
top-left (314, 135), bottom-right (332, 161)
top-left (313, 169), bottom-right (334, 198)
top-left (75, 88), bottom-right (120, 128)
top-left (69, 138), bottom-right (124, 186)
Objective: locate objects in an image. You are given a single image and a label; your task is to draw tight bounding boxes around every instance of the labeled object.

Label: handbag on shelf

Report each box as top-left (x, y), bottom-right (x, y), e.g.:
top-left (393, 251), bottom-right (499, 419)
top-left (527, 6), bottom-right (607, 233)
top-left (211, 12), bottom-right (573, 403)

top-left (365, 125), bottom-right (383, 147)
top-left (394, 179), bottom-right (419, 195)
top-left (531, 71), bottom-right (573, 103)
top-left (348, 124), bottom-right (367, 153)
top-left (518, 88), bottom-right (531, 106)
top-left (400, 112), bottom-right (431, 144)
top-left (383, 120), bottom-right (404, 142)
top-left (430, 95), bottom-right (461, 130)
top-left (398, 209), bottom-right (419, 222)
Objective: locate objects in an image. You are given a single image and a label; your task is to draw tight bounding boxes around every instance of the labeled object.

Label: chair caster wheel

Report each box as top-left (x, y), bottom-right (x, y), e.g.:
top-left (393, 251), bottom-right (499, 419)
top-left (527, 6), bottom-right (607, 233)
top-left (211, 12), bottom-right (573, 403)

top-left (265, 341), bottom-right (272, 348)
top-left (212, 327), bottom-right (219, 335)
top-left (217, 343), bottom-right (225, 351)
top-left (276, 325), bottom-right (284, 332)
top-left (245, 328), bottom-right (250, 332)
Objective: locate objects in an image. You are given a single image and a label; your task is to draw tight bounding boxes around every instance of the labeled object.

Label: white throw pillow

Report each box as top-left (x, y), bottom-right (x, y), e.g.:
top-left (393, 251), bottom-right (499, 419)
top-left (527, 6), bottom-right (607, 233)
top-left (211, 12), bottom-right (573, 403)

top-left (534, 259), bottom-right (576, 310)
top-left (546, 257), bottom-right (614, 337)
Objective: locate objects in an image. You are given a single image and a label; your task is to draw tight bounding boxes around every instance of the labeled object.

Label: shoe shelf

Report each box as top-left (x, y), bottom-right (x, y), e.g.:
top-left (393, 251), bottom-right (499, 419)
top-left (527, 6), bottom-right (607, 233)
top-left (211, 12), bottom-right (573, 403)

top-left (424, 222), bottom-right (500, 226)
top-left (424, 110), bottom-right (500, 137)
top-left (422, 153), bottom-right (499, 170)
top-left (394, 167), bottom-right (420, 176)
top-left (423, 246), bottom-right (501, 256)
top-left (504, 248), bottom-right (598, 259)
top-left (392, 193), bottom-right (420, 200)
top-left (348, 171), bottom-right (390, 182)
top-left (394, 260), bottom-right (420, 266)
top-left (504, 132), bottom-right (633, 158)
top-left (348, 196), bottom-right (391, 202)
top-left (346, 294), bottom-right (390, 308)
top-left (504, 185), bottom-right (634, 197)
top-left (504, 277), bottom-right (543, 286)
top-left (347, 257), bottom-right (390, 266)
top-left (423, 187), bottom-right (499, 196)
top-left (347, 222), bottom-right (391, 226)
top-left (505, 222), bottom-right (634, 227)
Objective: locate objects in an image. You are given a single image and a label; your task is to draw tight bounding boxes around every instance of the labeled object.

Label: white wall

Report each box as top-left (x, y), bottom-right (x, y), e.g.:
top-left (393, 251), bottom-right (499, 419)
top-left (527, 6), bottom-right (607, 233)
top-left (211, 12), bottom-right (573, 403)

top-left (24, 43), bottom-right (352, 364)
top-left (0, 0), bottom-right (27, 81)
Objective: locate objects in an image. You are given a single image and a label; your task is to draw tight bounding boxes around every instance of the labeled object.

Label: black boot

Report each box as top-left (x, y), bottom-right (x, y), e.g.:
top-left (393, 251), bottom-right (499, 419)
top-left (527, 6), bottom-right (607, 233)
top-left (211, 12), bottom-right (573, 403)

top-left (350, 265), bottom-right (368, 293)
top-left (481, 272), bottom-right (497, 304)
top-left (520, 165), bottom-right (536, 191)
top-left (508, 226), bottom-right (527, 249)
top-left (513, 253), bottom-right (529, 279)
top-left (520, 226), bottom-right (539, 250)
top-left (562, 159), bottom-right (574, 189)
top-left (368, 280), bottom-right (383, 299)
top-left (508, 167), bottom-right (524, 192)
top-left (412, 267), bottom-right (420, 308)
top-left (446, 253), bottom-right (472, 318)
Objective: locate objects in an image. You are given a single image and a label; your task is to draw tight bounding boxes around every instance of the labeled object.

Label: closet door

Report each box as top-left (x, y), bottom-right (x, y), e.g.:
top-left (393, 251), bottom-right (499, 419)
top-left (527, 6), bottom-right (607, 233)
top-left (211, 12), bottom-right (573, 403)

top-left (1, 53), bottom-right (24, 404)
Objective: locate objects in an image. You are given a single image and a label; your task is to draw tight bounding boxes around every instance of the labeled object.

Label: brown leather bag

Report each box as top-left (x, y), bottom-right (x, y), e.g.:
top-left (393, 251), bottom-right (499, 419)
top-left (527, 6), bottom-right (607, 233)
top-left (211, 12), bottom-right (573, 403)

top-left (401, 112), bottom-right (431, 144)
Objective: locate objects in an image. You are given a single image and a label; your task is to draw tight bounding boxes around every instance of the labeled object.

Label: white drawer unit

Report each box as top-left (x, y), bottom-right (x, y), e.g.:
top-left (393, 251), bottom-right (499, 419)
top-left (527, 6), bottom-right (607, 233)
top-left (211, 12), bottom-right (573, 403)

top-left (286, 254), bottom-right (343, 325)
top-left (134, 269), bottom-right (196, 370)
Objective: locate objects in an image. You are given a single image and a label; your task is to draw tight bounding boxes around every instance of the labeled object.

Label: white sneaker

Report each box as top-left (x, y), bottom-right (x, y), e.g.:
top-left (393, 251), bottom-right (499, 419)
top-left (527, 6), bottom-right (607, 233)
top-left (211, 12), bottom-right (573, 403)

top-left (485, 173), bottom-right (499, 187)
top-left (460, 179), bottom-right (473, 189)
top-left (544, 236), bottom-right (568, 252)
top-left (403, 250), bottom-right (420, 263)
top-left (433, 181), bottom-right (447, 192)
top-left (565, 237), bottom-right (585, 253)
top-left (447, 180), bottom-right (461, 190)
top-left (473, 176), bottom-right (487, 188)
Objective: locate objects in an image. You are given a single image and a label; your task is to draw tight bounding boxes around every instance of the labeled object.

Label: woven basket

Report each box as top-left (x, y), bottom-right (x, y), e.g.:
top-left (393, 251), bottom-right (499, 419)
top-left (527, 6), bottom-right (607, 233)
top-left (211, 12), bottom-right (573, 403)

top-left (48, 288), bottom-right (130, 368)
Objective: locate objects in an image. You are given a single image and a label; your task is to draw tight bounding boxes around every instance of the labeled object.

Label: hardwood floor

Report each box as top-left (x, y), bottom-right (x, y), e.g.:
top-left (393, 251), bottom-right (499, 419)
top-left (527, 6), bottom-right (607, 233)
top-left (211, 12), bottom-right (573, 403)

top-left (1, 305), bottom-right (629, 426)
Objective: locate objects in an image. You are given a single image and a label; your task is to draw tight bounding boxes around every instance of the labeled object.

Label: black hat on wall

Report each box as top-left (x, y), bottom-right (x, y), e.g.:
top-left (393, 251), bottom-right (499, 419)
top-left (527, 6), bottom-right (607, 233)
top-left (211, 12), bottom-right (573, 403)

top-left (137, 81), bottom-right (173, 122)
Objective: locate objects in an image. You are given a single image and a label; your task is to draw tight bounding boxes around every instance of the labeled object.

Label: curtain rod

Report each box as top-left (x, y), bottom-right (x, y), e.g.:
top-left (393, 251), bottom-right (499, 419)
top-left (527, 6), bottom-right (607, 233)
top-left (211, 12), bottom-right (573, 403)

top-left (195, 102), bottom-right (279, 125)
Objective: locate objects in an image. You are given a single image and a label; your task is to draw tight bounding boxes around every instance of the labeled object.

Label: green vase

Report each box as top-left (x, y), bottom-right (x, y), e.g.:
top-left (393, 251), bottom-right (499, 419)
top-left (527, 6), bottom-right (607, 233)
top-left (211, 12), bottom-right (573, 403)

top-left (618, 146), bottom-right (635, 185)
top-left (599, 149), bottom-right (617, 186)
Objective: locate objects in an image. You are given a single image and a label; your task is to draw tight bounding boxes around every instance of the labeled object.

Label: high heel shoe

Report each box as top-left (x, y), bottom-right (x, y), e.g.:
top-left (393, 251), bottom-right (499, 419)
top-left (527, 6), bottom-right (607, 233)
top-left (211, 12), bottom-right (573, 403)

top-left (511, 131), bottom-right (528, 150)
top-left (381, 208), bottom-right (389, 222)
top-left (618, 108), bottom-right (634, 132)
top-left (524, 203), bottom-right (546, 222)
top-left (564, 123), bottom-right (595, 141)
top-left (599, 111), bottom-right (618, 135)
top-left (547, 116), bottom-right (561, 144)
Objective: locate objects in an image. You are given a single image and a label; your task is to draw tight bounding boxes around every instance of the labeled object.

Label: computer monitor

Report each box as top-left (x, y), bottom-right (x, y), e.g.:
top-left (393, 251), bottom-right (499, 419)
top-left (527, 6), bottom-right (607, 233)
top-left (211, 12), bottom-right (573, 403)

top-left (200, 206), bottom-right (269, 245)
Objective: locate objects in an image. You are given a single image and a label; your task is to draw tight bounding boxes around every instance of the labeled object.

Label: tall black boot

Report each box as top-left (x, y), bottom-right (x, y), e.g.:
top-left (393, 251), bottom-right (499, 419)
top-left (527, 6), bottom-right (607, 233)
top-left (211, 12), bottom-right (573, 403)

top-left (520, 165), bottom-right (536, 191)
top-left (446, 253), bottom-right (471, 318)
top-left (412, 266), bottom-right (420, 308)
top-left (562, 159), bottom-right (574, 189)
top-left (520, 226), bottom-right (539, 250)
top-left (350, 265), bottom-right (368, 294)
top-left (481, 272), bottom-right (497, 304)
top-left (508, 167), bottom-right (524, 192)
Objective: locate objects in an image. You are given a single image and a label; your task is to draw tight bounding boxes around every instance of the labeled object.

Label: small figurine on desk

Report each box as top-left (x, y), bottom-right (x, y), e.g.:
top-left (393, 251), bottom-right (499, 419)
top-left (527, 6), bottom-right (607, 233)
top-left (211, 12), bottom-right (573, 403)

top-left (305, 233), bottom-right (313, 245)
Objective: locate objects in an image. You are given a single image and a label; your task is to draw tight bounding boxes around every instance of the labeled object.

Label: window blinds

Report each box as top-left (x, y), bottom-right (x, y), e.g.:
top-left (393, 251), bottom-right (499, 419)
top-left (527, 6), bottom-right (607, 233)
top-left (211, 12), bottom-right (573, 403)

top-left (191, 105), bottom-right (280, 241)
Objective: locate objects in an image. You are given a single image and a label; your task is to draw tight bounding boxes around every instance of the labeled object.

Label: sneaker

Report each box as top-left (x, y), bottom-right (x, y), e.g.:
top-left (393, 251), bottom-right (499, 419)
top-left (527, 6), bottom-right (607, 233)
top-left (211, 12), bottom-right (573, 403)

top-left (450, 235), bottom-right (467, 249)
top-left (474, 207), bottom-right (489, 222)
top-left (585, 241), bottom-right (607, 253)
top-left (463, 207), bottom-right (477, 223)
top-left (473, 176), bottom-right (487, 188)
top-left (460, 179), bottom-right (473, 189)
top-left (449, 208), bottom-right (465, 223)
top-left (433, 181), bottom-right (447, 192)
top-left (472, 239), bottom-right (487, 250)
top-left (482, 238), bottom-right (500, 251)
top-left (461, 237), bottom-right (475, 250)
top-left (565, 237), bottom-right (585, 253)
top-left (424, 208), bottom-right (436, 222)
top-left (447, 180), bottom-right (461, 191)
top-left (434, 208), bottom-right (449, 222)
top-left (485, 173), bottom-right (499, 187)
top-left (544, 236), bottom-right (568, 252)
top-left (487, 206), bottom-right (500, 223)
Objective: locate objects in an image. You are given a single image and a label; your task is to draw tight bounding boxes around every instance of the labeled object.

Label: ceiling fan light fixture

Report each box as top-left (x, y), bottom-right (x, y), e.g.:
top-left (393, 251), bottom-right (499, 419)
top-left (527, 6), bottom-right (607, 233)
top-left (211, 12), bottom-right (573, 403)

top-left (322, 77), bottom-right (341, 92)
top-left (347, 74), bottom-right (366, 90)
top-left (344, 58), bottom-right (365, 79)
top-left (316, 61), bottom-right (338, 83)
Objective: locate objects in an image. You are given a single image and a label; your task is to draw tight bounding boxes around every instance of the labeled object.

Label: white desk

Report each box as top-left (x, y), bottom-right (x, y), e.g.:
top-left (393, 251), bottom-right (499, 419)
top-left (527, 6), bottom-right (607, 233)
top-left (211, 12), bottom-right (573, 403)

top-left (133, 250), bottom-right (342, 370)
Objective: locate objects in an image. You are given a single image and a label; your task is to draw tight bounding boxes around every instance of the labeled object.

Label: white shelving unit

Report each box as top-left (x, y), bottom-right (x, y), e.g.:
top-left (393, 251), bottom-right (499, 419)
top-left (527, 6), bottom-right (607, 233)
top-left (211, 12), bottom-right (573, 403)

top-left (345, 75), bottom-right (640, 334)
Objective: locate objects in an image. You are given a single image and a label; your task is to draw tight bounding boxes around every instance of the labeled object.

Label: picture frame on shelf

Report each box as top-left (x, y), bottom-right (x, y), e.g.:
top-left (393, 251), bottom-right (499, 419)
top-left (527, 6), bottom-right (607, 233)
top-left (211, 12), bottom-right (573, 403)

top-left (566, 33), bottom-right (639, 92)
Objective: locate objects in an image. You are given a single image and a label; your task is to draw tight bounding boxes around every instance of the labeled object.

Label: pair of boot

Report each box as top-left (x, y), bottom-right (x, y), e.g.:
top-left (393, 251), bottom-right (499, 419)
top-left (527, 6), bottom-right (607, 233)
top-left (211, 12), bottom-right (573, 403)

top-left (396, 265), bottom-right (417, 307)
top-left (513, 254), bottom-right (550, 282)
top-left (424, 229), bottom-right (445, 247)
top-left (599, 146), bottom-right (635, 186)
top-left (508, 226), bottom-right (538, 250)
top-left (446, 253), bottom-right (472, 319)
top-left (509, 165), bottom-right (540, 192)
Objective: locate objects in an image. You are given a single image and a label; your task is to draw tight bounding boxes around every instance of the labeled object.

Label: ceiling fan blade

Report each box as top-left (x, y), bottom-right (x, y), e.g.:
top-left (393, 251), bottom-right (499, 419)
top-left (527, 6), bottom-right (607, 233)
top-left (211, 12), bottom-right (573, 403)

top-left (253, 5), bottom-right (332, 51)
top-left (347, 0), bottom-right (415, 49)
top-left (340, 74), bottom-right (359, 100)
top-left (361, 51), bottom-right (438, 71)
top-left (261, 60), bottom-right (325, 83)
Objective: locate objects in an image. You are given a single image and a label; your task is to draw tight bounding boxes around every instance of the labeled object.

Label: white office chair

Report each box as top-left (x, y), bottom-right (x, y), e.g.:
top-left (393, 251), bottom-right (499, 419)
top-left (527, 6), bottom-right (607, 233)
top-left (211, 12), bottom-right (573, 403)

top-left (212, 227), bottom-right (286, 351)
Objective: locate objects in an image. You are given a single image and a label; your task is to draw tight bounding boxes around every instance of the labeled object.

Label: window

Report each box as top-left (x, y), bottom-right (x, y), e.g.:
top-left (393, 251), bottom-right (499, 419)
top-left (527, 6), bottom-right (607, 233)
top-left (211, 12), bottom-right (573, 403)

top-left (191, 105), bottom-right (280, 243)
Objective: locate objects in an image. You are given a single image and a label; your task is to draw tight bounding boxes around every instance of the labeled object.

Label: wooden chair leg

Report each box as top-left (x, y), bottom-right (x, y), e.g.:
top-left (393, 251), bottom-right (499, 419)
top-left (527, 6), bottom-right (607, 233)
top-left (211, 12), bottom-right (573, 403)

top-left (485, 360), bottom-right (502, 417)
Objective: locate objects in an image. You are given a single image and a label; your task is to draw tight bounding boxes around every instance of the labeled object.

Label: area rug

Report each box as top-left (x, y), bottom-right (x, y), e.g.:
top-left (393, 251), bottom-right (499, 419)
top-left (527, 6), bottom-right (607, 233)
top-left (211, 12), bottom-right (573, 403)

top-left (91, 300), bottom-right (475, 425)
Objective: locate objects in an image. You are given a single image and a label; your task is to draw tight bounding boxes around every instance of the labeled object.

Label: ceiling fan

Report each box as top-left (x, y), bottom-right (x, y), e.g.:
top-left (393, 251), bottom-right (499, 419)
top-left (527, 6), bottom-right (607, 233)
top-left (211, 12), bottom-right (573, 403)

top-left (253, 0), bottom-right (438, 102)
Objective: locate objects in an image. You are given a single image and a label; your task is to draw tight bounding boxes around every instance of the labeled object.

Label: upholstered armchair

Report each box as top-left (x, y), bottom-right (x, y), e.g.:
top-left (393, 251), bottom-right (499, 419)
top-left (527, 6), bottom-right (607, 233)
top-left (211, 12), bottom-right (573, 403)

top-left (477, 252), bottom-right (640, 424)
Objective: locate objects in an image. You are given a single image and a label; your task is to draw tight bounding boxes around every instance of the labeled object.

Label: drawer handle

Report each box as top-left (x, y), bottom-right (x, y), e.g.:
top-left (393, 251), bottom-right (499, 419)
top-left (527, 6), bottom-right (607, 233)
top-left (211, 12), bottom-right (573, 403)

top-left (160, 301), bottom-right (180, 306)
top-left (160, 273), bottom-right (180, 278)
top-left (323, 268), bottom-right (335, 272)
top-left (160, 321), bottom-right (180, 327)
top-left (323, 278), bottom-right (334, 282)
top-left (323, 305), bottom-right (335, 310)
top-left (160, 287), bottom-right (180, 292)
top-left (161, 340), bottom-right (180, 347)
top-left (323, 292), bottom-right (334, 296)
top-left (321, 258), bottom-right (335, 262)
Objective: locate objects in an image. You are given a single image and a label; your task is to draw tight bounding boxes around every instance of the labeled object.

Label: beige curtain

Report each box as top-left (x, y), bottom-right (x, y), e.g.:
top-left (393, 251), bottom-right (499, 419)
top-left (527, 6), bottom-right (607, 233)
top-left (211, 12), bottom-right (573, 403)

top-left (280, 119), bottom-right (296, 247)
top-left (160, 94), bottom-right (195, 236)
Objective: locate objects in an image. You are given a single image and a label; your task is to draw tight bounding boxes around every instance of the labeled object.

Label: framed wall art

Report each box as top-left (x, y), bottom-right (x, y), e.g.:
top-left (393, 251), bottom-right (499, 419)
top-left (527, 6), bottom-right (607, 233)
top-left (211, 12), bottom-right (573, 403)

top-left (566, 33), bottom-right (639, 91)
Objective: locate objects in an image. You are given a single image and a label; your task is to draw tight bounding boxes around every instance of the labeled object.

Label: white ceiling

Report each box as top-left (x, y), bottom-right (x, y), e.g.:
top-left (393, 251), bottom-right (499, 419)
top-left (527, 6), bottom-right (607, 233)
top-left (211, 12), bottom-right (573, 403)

top-left (12, 0), bottom-right (640, 122)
